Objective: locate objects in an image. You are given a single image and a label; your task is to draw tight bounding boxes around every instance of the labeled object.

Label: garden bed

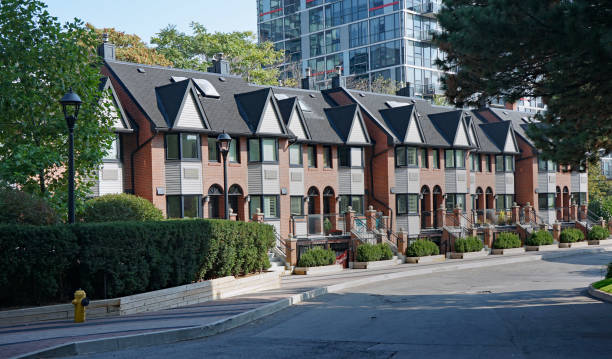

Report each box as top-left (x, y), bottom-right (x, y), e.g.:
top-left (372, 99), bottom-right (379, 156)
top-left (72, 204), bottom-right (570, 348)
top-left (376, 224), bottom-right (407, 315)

top-left (293, 264), bottom-right (344, 275)
top-left (491, 247), bottom-right (525, 255)
top-left (405, 254), bottom-right (446, 264)
top-left (350, 257), bottom-right (401, 269)
top-left (449, 250), bottom-right (489, 259)
top-left (588, 238), bottom-right (612, 246)
top-left (588, 278), bottom-right (612, 303)
top-left (559, 241), bottom-right (588, 248)
top-left (526, 244), bottom-right (559, 252)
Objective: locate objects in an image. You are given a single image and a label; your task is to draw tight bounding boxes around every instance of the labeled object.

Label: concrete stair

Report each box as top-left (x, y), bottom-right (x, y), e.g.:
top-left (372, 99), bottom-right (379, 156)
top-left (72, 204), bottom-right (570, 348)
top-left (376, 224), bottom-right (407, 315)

top-left (268, 252), bottom-right (287, 273)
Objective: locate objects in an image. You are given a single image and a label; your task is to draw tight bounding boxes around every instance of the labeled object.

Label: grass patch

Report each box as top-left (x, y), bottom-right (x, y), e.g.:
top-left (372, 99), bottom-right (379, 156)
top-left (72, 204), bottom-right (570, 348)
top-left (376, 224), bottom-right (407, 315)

top-left (593, 278), bottom-right (612, 293)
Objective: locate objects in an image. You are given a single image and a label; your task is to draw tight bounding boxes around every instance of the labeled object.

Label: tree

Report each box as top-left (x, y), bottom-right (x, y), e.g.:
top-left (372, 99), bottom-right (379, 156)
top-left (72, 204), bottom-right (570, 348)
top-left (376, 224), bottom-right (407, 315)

top-left (87, 24), bottom-right (172, 67)
top-left (588, 161), bottom-right (612, 202)
top-left (152, 22), bottom-right (285, 86)
top-left (435, 0), bottom-right (612, 165)
top-left (0, 0), bottom-right (116, 216)
top-left (346, 75), bottom-right (404, 95)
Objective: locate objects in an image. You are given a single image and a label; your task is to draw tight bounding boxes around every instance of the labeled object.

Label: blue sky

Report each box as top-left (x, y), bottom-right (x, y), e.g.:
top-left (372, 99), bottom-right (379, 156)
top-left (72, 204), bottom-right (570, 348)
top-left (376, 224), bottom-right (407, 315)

top-left (43, 0), bottom-right (258, 45)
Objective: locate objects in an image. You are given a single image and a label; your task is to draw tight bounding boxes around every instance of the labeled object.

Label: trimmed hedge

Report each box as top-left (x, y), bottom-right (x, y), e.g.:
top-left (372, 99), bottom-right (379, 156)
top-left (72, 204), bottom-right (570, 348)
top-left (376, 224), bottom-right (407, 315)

top-left (454, 236), bottom-right (484, 253)
top-left (298, 247), bottom-right (336, 267)
top-left (356, 243), bottom-right (393, 262)
top-left (526, 230), bottom-right (554, 246)
top-left (0, 220), bottom-right (274, 306)
top-left (588, 226), bottom-right (610, 241)
top-left (80, 194), bottom-right (164, 222)
top-left (493, 232), bottom-right (521, 249)
top-left (406, 240), bottom-right (439, 257)
top-left (560, 228), bottom-right (585, 243)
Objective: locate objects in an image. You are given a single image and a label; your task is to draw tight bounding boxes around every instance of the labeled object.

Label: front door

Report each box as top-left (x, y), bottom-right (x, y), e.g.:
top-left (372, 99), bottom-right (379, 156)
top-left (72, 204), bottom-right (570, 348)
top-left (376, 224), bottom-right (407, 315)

top-left (209, 196), bottom-right (220, 219)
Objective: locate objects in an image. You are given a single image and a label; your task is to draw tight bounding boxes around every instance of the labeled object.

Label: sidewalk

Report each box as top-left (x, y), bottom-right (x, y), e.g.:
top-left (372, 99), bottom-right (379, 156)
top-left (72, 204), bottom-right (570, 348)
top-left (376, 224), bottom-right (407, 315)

top-left (3, 245), bottom-right (610, 359)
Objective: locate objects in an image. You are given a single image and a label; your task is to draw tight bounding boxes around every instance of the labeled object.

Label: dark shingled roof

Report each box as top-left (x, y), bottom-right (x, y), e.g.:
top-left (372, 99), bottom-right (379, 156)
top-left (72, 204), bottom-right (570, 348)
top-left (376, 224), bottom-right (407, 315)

top-left (155, 79), bottom-right (191, 128)
top-left (379, 105), bottom-right (422, 143)
top-left (324, 104), bottom-right (360, 143)
top-left (479, 121), bottom-right (511, 153)
top-left (276, 97), bottom-right (296, 125)
top-left (474, 108), bottom-right (535, 148)
top-left (234, 88), bottom-right (275, 133)
top-left (428, 110), bottom-right (467, 147)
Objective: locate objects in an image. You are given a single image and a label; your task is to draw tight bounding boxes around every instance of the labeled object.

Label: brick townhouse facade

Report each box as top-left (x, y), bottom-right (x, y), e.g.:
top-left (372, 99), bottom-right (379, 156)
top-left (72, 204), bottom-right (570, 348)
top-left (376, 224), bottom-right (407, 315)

top-left (94, 40), bottom-right (588, 247)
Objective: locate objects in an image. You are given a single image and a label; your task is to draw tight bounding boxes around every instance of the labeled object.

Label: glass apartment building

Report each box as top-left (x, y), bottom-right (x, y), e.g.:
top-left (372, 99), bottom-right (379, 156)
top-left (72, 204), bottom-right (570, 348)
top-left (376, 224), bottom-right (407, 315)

top-left (257, 0), bottom-right (445, 95)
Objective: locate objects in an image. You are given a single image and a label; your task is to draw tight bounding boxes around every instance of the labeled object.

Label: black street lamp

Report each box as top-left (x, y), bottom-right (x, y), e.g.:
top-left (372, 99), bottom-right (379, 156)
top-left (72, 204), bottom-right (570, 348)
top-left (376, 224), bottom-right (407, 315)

top-left (60, 88), bottom-right (82, 224)
top-left (217, 131), bottom-right (232, 220)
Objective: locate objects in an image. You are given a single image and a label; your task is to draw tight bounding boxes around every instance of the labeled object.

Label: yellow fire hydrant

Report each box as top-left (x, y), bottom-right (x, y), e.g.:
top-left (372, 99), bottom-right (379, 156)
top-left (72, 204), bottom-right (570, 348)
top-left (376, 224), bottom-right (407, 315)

top-left (72, 289), bottom-right (90, 323)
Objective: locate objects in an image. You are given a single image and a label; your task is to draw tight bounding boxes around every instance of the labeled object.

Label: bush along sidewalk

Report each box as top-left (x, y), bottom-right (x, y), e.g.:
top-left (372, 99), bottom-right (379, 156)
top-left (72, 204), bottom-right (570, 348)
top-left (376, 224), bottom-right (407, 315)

top-left (587, 226), bottom-right (611, 245)
top-left (525, 230), bottom-right (557, 251)
top-left (294, 247), bottom-right (341, 275)
top-left (492, 232), bottom-right (524, 255)
top-left (450, 236), bottom-right (487, 259)
top-left (405, 240), bottom-right (444, 264)
top-left (559, 228), bottom-right (587, 248)
top-left (0, 219), bottom-right (274, 307)
top-left (352, 243), bottom-right (396, 269)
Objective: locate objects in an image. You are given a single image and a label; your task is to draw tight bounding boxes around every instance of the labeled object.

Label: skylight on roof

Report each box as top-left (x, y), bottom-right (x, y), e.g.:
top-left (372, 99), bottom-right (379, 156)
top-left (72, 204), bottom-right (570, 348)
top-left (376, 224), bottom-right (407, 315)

top-left (274, 94), bottom-right (289, 100)
top-left (298, 99), bottom-right (312, 112)
top-left (137, 68), bottom-right (146, 73)
top-left (385, 101), bottom-right (410, 108)
top-left (171, 76), bottom-right (187, 82)
top-left (193, 78), bottom-right (220, 98)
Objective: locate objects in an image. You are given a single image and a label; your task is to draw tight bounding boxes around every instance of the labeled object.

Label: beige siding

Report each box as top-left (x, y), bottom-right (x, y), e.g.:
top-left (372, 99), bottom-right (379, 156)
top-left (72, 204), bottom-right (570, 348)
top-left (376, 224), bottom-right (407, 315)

top-left (259, 101), bottom-right (283, 134)
top-left (175, 93), bottom-right (204, 129)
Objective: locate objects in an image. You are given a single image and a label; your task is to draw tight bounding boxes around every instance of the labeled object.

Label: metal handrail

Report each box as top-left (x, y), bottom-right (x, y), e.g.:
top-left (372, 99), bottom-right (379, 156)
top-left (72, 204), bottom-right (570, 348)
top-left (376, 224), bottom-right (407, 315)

top-left (351, 217), bottom-right (376, 245)
top-left (375, 213), bottom-right (399, 252)
top-left (271, 227), bottom-right (287, 263)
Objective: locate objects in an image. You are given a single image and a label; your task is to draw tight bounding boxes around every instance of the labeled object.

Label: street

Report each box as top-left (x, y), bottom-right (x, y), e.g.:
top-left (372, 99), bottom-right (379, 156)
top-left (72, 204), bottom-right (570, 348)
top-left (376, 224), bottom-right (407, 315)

top-left (71, 251), bottom-right (612, 359)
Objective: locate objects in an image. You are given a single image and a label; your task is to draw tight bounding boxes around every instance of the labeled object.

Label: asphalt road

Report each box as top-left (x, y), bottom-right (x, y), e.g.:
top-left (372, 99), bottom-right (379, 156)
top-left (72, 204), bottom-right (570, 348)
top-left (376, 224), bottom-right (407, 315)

top-left (72, 251), bottom-right (612, 359)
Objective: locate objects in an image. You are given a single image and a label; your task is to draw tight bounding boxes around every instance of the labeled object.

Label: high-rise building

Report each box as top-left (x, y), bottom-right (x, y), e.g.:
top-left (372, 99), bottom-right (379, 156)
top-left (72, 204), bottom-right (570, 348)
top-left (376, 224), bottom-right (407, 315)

top-left (257, 0), bottom-right (445, 96)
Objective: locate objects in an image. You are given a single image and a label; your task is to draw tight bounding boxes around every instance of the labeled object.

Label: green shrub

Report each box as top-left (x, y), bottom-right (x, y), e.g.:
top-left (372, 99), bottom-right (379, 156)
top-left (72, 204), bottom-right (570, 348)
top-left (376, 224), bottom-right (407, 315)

top-left (560, 228), bottom-right (585, 243)
top-left (80, 194), bottom-right (163, 222)
top-left (526, 230), bottom-right (554, 246)
top-left (0, 187), bottom-right (60, 225)
top-left (454, 236), bottom-right (484, 253)
top-left (493, 232), bottom-right (521, 249)
top-left (298, 247), bottom-right (336, 267)
top-left (406, 240), bottom-right (439, 257)
top-left (607, 262), bottom-right (612, 279)
top-left (356, 243), bottom-right (393, 262)
top-left (0, 219), bottom-right (274, 306)
top-left (588, 226), bottom-right (610, 241)
top-left (0, 225), bottom-right (78, 305)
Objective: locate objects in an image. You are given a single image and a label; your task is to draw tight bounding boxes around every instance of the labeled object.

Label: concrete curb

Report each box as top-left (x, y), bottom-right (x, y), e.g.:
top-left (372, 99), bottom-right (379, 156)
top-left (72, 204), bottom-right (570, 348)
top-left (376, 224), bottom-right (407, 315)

top-left (588, 284), bottom-right (612, 303)
top-left (13, 246), bottom-right (610, 359)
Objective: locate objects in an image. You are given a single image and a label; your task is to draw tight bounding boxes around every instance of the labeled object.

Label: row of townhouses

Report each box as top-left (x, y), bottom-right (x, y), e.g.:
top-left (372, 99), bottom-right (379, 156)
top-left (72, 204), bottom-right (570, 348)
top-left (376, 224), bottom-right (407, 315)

top-left (95, 40), bottom-right (589, 261)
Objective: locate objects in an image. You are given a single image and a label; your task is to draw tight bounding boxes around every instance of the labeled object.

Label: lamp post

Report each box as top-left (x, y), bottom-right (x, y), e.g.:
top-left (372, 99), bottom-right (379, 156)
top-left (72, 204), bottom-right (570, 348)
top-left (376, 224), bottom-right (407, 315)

top-left (60, 89), bottom-right (82, 224)
top-left (217, 132), bottom-right (232, 219)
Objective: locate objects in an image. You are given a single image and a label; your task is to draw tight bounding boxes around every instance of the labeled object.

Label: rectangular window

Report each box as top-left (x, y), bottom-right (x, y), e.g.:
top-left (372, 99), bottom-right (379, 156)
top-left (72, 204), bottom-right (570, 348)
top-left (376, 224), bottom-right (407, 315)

top-left (446, 194), bottom-right (466, 212)
top-left (538, 193), bottom-right (555, 210)
top-left (495, 196), bottom-right (505, 211)
top-left (455, 150), bottom-right (465, 169)
top-left (249, 195), bottom-right (262, 218)
top-left (248, 138), bottom-right (261, 162)
top-left (339, 147), bottom-right (350, 167)
top-left (495, 155), bottom-right (504, 172)
top-left (572, 192), bottom-right (587, 205)
top-left (349, 47), bottom-right (369, 75)
top-left (349, 21), bottom-right (368, 48)
top-left (351, 147), bottom-right (364, 168)
top-left (486, 155), bottom-right (492, 172)
top-left (228, 139), bottom-right (239, 163)
top-left (397, 194), bottom-right (418, 215)
top-left (433, 149), bottom-right (439, 169)
top-left (290, 196), bottom-right (303, 215)
top-left (166, 134), bottom-right (179, 160)
top-left (166, 195), bottom-right (201, 219)
top-left (208, 137), bottom-right (219, 162)
top-left (262, 138), bottom-right (277, 162)
top-left (445, 150), bottom-right (455, 168)
top-left (323, 146), bottom-right (332, 168)
top-left (307, 145), bottom-right (316, 168)
top-left (289, 143), bottom-right (302, 166)
top-left (420, 148), bottom-right (428, 168)
top-left (103, 135), bottom-right (120, 160)
top-left (538, 156), bottom-right (557, 172)
top-left (249, 195), bottom-right (279, 218)
top-left (477, 154), bottom-right (482, 172)
top-left (395, 146), bottom-right (406, 167)
top-left (339, 195), bottom-right (364, 215)
top-left (370, 40), bottom-right (401, 70)
top-left (407, 147), bottom-right (417, 167)
top-left (505, 155), bottom-right (514, 172)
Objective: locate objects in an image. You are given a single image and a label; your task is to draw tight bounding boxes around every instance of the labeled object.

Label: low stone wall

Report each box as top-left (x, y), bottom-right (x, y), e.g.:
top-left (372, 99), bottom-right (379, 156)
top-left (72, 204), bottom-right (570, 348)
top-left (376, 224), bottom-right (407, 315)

top-left (449, 250), bottom-right (489, 259)
top-left (491, 247), bottom-right (525, 255)
top-left (0, 272), bottom-right (281, 326)
top-left (294, 264), bottom-right (343, 275)
top-left (405, 254), bottom-right (445, 264)
top-left (526, 244), bottom-right (559, 252)
top-left (588, 239), bottom-right (612, 246)
top-left (350, 257), bottom-right (402, 269)
top-left (559, 241), bottom-right (588, 248)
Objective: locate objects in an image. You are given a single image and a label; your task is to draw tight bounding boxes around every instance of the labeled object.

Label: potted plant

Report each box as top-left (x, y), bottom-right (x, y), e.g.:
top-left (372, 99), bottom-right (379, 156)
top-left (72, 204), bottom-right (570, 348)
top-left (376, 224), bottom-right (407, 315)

top-left (491, 232), bottom-right (524, 255)
top-left (405, 239), bottom-right (444, 264)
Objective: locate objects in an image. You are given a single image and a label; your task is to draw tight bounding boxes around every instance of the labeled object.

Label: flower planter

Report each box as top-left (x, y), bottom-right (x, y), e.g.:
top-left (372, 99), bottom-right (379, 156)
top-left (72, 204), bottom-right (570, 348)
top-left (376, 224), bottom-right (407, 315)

top-left (350, 257), bottom-right (401, 269)
top-left (491, 247), bottom-right (525, 255)
top-left (449, 250), bottom-right (489, 259)
top-left (526, 244), bottom-right (559, 252)
top-left (588, 238), bottom-right (612, 246)
top-left (559, 241), bottom-right (588, 248)
top-left (293, 264), bottom-right (343, 275)
top-left (405, 254), bottom-right (445, 264)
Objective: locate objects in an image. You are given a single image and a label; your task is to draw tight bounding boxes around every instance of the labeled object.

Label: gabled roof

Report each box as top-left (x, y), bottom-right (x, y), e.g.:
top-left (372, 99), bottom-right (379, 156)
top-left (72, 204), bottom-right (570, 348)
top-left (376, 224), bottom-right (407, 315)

top-left (478, 121), bottom-right (519, 154)
top-left (324, 104), bottom-right (370, 145)
top-left (234, 88), bottom-right (288, 135)
top-left (474, 108), bottom-right (535, 148)
top-left (379, 105), bottom-right (425, 145)
top-left (99, 77), bottom-right (132, 132)
top-left (428, 110), bottom-right (473, 148)
top-left (276, 97), bottom-right (311, 140)
top-left (155, 79), bottom-right (209, 129)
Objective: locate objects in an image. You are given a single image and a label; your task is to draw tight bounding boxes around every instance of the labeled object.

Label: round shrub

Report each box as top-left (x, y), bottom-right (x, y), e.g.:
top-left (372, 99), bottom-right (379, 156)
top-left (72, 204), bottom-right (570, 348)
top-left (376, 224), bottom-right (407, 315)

top-left (454, 236), bottom-right (484, 253)
top-left (588, 226), bottom-right (610, 241)
top-left (526, 230), bottom-right (554, 246)
top-left (80, 194), bottom-right (164, 222)
top-left (559, 228), bottom-right (585, 243)
top-left (378, 243), bottom-right (393, 260)
top-left (298, 247), bottom-right (336, 267)
top-left (493, 232), bottom-right (521, 249)
top-left (406, 240), bottom-right (439, 257)
top-left (356, 243), bottom-right (382, 262)
top-left (0, 187), bottom-right (60, 225)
